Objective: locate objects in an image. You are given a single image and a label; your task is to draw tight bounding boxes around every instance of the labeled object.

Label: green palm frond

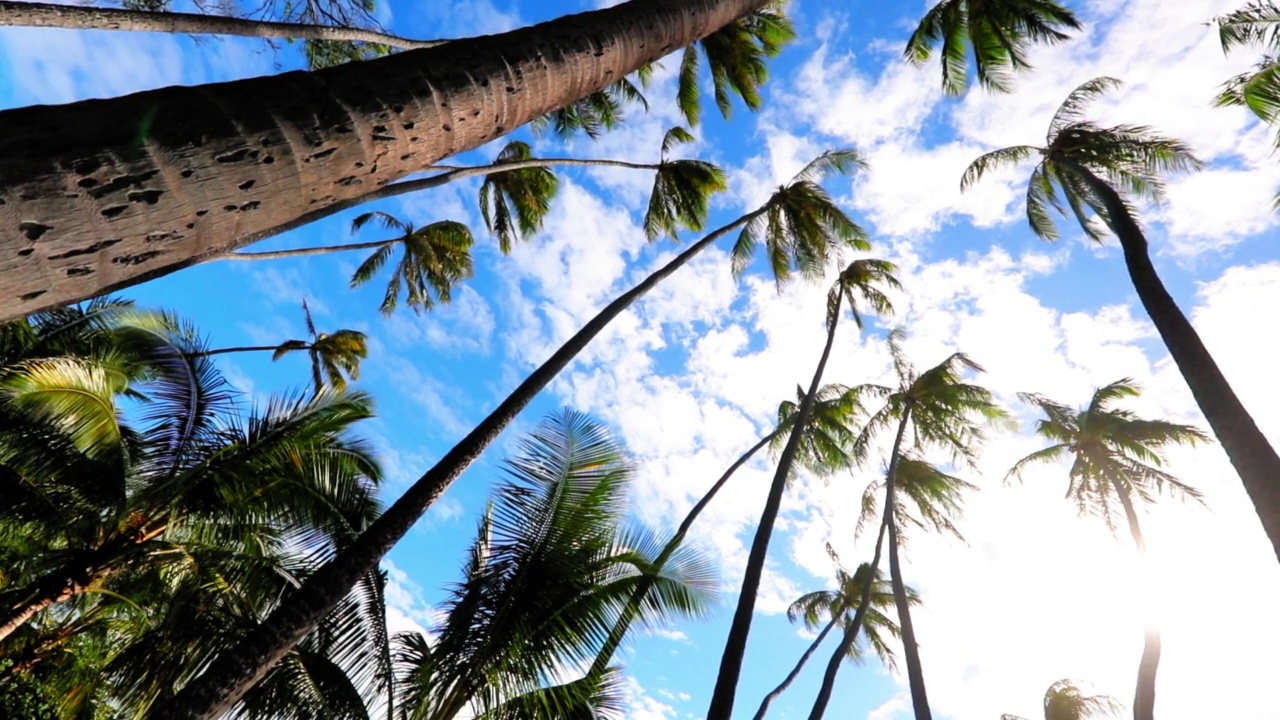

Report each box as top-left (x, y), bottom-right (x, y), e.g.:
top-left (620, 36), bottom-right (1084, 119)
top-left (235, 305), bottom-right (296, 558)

top-left (660, 126), bottom-right (697, 159)
top-left (644, 158), bottom-right (727, 240)
top-left (350, 217), bottom-right (476, 316)
top-left (1217, 2), bottom-right (1280, 52)
top-left (0, 357), bottom-right (125, 460)
top-left (676, 4), bottom-right (796, 126)
top-left (480, 141), bottom-right (561, 254)
top-left (532, 77), bottom-right (648, 139)
top-left (959, 144), bottom-right (1038, 191)
top-left (1048, 77), bottom-right (1123, 139)
top-left (830, 258), bottom-right (900, 331)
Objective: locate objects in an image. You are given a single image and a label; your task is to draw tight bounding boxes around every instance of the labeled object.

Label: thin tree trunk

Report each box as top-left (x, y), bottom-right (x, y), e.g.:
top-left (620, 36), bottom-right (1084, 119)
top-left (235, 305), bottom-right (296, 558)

top-left (588, 430), bottom-right (779, 678)
top-left (153, 209), bottom-right (765, 720)
top-left (0, 0), bottom-right (769, 321)
top-left (0, 1), bottom-right (442, 49)
top-left (226, 239), bottom-right (394, 261)
top-left (1068, 162), bottom-right (1280, 564)
top-left (805, 408), bottom-right (912, 720)
top-left (0, 560), bottom-right (112, 643)
top-left (752, 606), bottom-right (842, 720)
top-left (187, 345), bottom-right (283, 357)
top-left (707, 294), bottom-right (845, 720)
top-left (1107, 469), bottom-right (1158, 720)
top-left (886, 462), bottom-right (931, 720)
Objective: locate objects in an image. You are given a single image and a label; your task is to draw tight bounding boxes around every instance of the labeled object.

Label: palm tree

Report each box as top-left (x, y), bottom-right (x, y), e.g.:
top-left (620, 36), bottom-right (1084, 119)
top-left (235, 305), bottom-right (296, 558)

top-left (0, 0), bottom-right (777, 320)
top-left (676, 4), bottom-right (796, 126)
top-left (707, 257), bottom-right (900, 720)
top-left (1009, 379), bottom-right (1207, 720)
top-left (1002, 678), bottom-right (1123, 720)
top-left (806, 330), bottom-right (1005, 720)
top-left (158, 149), bottom-right (864, 720)
top-left (753, 560), bottom-right (914, 720)
top-left (961, 77), bottom-right (1280, 564)
top-left (387, 410), bottom-right (715, 720)
top-left (194, 300), bottom-right (368, 392)
top-left (904, 0), bottom-right (1081, 94)
top-left (1215, 2), bottom-right (1280, 148)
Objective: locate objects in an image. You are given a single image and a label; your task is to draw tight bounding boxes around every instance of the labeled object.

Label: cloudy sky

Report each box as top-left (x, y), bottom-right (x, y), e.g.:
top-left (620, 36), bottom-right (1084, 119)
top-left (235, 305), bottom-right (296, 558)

top-left (3, 0), bottom-right (1280, 718)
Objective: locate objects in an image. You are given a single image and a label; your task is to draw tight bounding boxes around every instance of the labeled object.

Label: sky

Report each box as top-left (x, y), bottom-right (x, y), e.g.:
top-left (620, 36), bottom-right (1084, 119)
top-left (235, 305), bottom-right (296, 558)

top-left (3, 0), bottom-right (1280, 718)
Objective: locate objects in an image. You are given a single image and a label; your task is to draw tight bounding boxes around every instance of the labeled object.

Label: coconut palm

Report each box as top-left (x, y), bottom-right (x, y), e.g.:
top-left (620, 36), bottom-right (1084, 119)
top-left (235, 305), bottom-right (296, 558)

top-left (0, 0), bottom-right (778, 320)
top-left (162, 149), bottom-right (865, 719)
top-left (753, 560), bottom-right (915, 720)
top-left (1002, 679), bottom-right (1124, 720)
top-left (905, 0), bottom-right (1081, 94)
top-left (387, 410), bottom-right (716, 720)
top-left (676, 3), bottom-right (796, 126)
top-left (1215, 2), bottom-right (1280, 147)
top-left (1008, 379), bottom-right (1207, 720)
top-left (806, 330), bottom-right (1005, 720)
top-left (707, 257), bottom-right (899, 720)
top-left (961, 77), bottom-right (1280, 564)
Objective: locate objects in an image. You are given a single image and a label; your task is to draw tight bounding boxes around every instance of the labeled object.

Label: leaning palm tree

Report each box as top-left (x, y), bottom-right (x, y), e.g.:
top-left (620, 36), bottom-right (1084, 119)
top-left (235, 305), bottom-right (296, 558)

top-left (162, 149), bottom-right (867, 719)
top-left (753, 560), bottom-right (914, 720)
top-left (904, 0), bottom-right (1081, 95)
top-left (707, 257), bottom-right (900, 720)
top-left (806, 330), bottom-right (1005, 720)
top-left (961, 77), bottom-right (1280, 564)
top-left (1009, 379), bottom-right (1207, 720)
top-left (1002, 678), bottom-right (1124, 720)
top-left (1215, 2), bottom-right (1280, 148)
top-left (388, 410), bottom-right (716, 720)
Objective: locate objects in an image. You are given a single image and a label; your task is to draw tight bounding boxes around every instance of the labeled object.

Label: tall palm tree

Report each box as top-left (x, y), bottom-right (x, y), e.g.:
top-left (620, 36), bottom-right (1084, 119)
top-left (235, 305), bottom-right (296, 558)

top-left (194, 300), bottom-right (368, 392)
top-left (707, 257), bottom-right (899, 720)
top-left (1002, 678), bottom-right (1123, 720)
top-left (387, 410), bottom-right (715, 720)
top-left (0, 0), bottom-right (777, 320)
top-left (753, 560), bottom-right (914, 720)
top-left (159, 149), bottom-right (864, 720)
top-left (961, 77), bottom-right (1280, 564)
top-left (905, 0), bottom-right (1081, 94)
top-left (1008, 379), bottom-right (1207, 720)
top-left (1215, 2), bottom-right (1280, 149)
top-left (806, 330), bottom-right (1005, 720)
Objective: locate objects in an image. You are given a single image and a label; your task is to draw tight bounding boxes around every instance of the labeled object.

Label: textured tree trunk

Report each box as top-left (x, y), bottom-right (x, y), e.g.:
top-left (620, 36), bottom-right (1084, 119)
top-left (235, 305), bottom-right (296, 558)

top-left (153, 209), bottom-right (764, 720)
top-left (1108, 471), bottom-right (1158, 720)
top-left (752, 606), bottom-right (842, 720)
top-left (0, 1), bottom-right (441, 49)
top-left (1067, 162), bottom-right (1280, 564)
top-left (808, 407), bottom-right (911, 717)
top-left (887, 468), bottom-right (931, 720)
top-left (707, 295), bottom-right (844, 720)
top-left (589, 431), bottom-right (778, 678)
top-left (0, 0), bottom-right (768, 321)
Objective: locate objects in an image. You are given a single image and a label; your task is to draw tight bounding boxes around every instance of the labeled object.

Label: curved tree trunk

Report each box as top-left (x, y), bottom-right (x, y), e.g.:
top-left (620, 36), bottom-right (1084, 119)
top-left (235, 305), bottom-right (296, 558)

top-left (752, 605), bottom-right (842, 720)
top-left (1068, 162), bottom-right (1280, 564)
top-left (0, 1), bottom-right (442, 49)
top-left (886, 467), bottom-right (931, 720)
top-left (0, 0), bottom-right (769, 321)
top-left (153, 209), bottom-right (764, 720)
top-left (706, 294), bottom-right (846, 720)
top-left (1107, 471), bottom-right (1159, 720)
top-left (589, 430), bottom-right (778, 678)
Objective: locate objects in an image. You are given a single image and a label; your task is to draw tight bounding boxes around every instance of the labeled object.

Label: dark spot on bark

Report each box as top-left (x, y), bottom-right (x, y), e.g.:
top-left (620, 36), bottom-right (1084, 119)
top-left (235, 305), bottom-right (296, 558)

top-left (224, 204), bottom-right (241, 212)
top-left (17, 248), bottom-right (33, 257)
top-left (495, 126), bottom-right (504, 134)
top-left (148, 231), bottom-right (179, 243)
top-left (216, 148), bottom-right (252, 163)
top-left (48, 238), bottom-right (122, 260)
top-left (262, 155), bottom-right (275, 164)
top-left (196, 209), bottom-right (209, 216)
top-left (442, 124), bottom-right (452, 132)
top-left (77, 177), bottom-right (99, 188)
top-left (506, 86), bottom-right (516, 93)
top-left (101, 205), bottom-right (128, 218)
top-left (260, 136), bottom-right (274, 147)
top-left (127, 189), bottom-right (164, 204)
top-left (400, 153), bottom-right (415, 161)
top-left (410, 136), bottom-right (420, 142)
top-left (20, 290), bottom-right (46, 301)
top-left (238, 180), bottom-right (255, 191)
top-left (333, 124), bottom-right (353, 133)
top-left (113, 251), bottom-right (161, 266)
top-left (308, 147), bottom-right (338, 161)
top-left (186, 222), bottom-right (195, 229)
top-left (87, 170), bottom-right (160, 200)
top-left (181, 169), bottom-right (194, 178)
top-left (480, 79), bottom-right (489, 87)
top-left (241, 201), bottom-right (261, 211)
top-left (72, 158), bottom-right (102, 175)
top-left (354, 161), bottom-right (364, 169)
top-left (402, 121), bottom-right (415, 130)
top-left (472, 110), bottom-right (481, 117)
top-left (392, 104), bottom-right (404, 113)
top-left (18, 221), bottom-right (52, 240)
top-left (373, 124), bottom-right (388, 133)
top-left (66, 266), bottom-right (94, 277)
top-left (337, 176), bottom-right (363, 187)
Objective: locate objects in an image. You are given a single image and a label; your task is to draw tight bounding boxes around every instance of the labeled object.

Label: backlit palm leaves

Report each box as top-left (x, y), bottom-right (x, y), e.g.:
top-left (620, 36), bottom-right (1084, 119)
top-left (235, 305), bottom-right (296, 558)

top-left (272, 300), bottom-right (368, 394)
top-left (961, 77), bottom-right (1202, 241)
top-left (479, 141), bottom-right (561, 253)
top-left (350, 211), bottom-right (476, 315)
top-left (1002, 678), bottom-right (1123, 720)
top-left (906, 0), bottom-right (1081, 94)
top-left (677, 4), bottom-right (795, 126)
top-left (1215, 2), bottom-right (1280, 146)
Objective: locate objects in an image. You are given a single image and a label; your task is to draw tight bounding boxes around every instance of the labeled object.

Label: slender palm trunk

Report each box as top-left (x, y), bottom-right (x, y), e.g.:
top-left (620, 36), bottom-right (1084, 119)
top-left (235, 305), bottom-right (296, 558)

top-left (0, 1), bottom-right (442, 49)
top-left (154, 209), bottom-right (764, 720)
top-left (752, 605), bottom-right (843, 720)
top-left (188, 345), bottom-right (283, 357)
top-left (226, 239), bottom-right (395, 261)
top-left (706, 294), bottom-right (845, 720)
top-left (886, 459), bottom-right (931, 719)
top-left (1107, 470), bottom-right (1159, 720)
top-left (1068, 162), bottom-right (1280, 564)
top-left (589, 431), bottom-right (778, 678)
top-left (0, 0), bottom-right (769, 321)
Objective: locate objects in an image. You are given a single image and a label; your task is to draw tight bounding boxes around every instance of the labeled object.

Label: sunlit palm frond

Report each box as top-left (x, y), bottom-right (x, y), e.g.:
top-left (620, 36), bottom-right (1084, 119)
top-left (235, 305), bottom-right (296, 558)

top-left (959, 145), bottom-right (1038, 191)
top-left (644, 159), bottom-right (727, 240)
top-left (480, 141), bottom-right (561, 254)
top-left (681, 5), bottom-right (796, 124)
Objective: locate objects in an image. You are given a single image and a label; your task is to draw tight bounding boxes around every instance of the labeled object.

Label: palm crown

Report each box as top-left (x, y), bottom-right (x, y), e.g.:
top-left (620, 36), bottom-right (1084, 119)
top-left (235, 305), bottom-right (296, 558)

top-left (905, 0), bottom-right (1081, 95)
top-left (787, 561), bottom-right (917, 671)
top-left (961, 77), bottom-right (1203, 242)
top-left (272, 300), bottom-right (368, 394)
top-left (1215, 2), bottom-right (1280, 145)
top-left (349, 211), bottom-right (477, 315)
top-left (1002, 678), bottom-right (1124, 720)
top-left (479, 141), bottom-right (562, 254)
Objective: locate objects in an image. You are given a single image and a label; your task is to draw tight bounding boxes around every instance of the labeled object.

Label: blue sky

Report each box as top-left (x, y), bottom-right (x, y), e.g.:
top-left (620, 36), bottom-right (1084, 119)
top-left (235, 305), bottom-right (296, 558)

top-left (4, 0), bottom-right (1280, 718)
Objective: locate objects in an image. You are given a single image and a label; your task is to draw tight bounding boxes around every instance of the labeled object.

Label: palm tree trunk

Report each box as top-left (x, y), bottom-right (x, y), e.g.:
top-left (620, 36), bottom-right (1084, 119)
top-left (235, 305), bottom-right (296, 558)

top-left (0, 1), bottom-right (442, 49)
top-left (187, 345), bottom-right (283, 357)
top-left (153, 208), bottom-right (765, 720)
top-left (752, 606), bottom-right (843, 720)
top-left (589, 430), bottom-right (779, 678)
top-left (0, 0), bottom-right (768, 322)
top-left (1067, 162), bottom-right (1280, 564)
top-left (0, 561), bottom-right (110, 643)
top-left (886, 465), bottom-right (931, 720)
top-left (226, 239), bottom-right (395, 261)
top-left (706, 294), bottom-right (846, 720)
top-left (1106, 469), bottom-right (1158, 720)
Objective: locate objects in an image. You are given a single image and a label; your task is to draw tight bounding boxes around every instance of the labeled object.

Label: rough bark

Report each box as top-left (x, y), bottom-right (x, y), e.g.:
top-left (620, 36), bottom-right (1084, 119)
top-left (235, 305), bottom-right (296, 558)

top-left (806, 408), bottom-right (911, 720)
top-left (0, 0), bottom-right (769, 321)
top-left (706, 294), bottom-right (844, 720)
top-left (0, 1), bottom-right (441, 49)
top-left (752, 606), bottom-right (842, 720)
top-left (1067, 162), bottom-right (1280, 564)
top-left (153, 209), bottom-right (763, 720)
top-left (589, 431), bottom-right (778, 678)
